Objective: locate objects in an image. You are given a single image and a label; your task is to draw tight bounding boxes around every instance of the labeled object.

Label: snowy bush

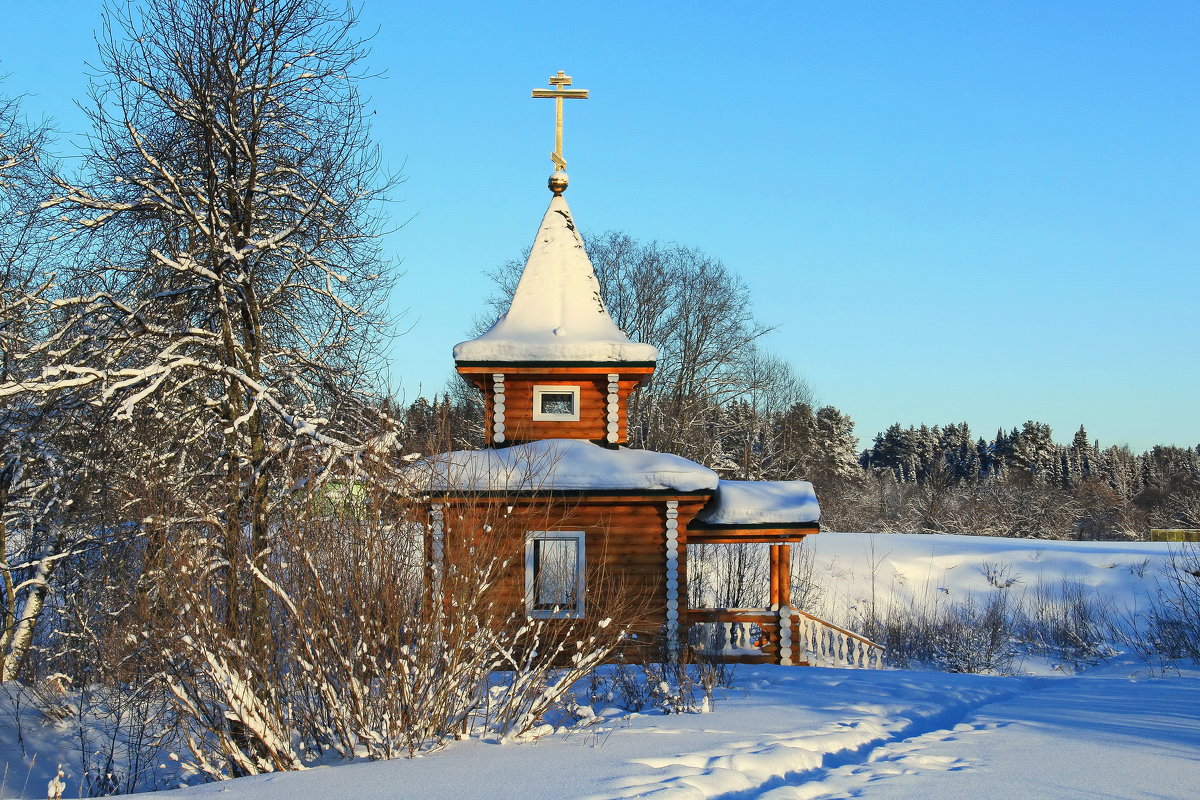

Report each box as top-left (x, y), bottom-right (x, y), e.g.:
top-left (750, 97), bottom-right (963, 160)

top-left (1116, 542), bottom-right (1200, 668)
top-left (592, 635), bottom-right (733, 716)
top-left (853, 576), bottom-right (1119, 675)
top-left (136, 483), bottom-right (635, 775)
top-left (1019, 579), bottom-right (1116, 669)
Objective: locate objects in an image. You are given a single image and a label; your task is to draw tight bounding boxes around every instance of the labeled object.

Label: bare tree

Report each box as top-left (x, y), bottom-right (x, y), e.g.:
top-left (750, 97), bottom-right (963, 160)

top-left (483, 231), bottom-right (810, 460)
top-left (7, 0), bottom-right (398, 605)
top-left (0, 90), bottom-right (89, 681)
top-left (0, 0), bottom-right (400, 763)
top-left (0, 93), bottom-right (57, 384)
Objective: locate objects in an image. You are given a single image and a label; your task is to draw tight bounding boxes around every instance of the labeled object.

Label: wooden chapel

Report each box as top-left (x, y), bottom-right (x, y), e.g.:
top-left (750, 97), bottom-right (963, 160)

top-left (410, 72), bottom-right (883, 669)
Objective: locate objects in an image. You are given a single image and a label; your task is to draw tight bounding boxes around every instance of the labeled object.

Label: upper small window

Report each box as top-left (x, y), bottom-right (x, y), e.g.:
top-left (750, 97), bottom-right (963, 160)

top-left (532, 385), bottom-right (581, 421)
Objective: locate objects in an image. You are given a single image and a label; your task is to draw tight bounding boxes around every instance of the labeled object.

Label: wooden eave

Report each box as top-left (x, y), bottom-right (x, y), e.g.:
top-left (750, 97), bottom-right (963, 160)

top-left (686, 521), bottom-right (819, 544)
top-left (455, 361), bottom-right (656, 373)
top-left (456, 361), bottom-right (655, 386)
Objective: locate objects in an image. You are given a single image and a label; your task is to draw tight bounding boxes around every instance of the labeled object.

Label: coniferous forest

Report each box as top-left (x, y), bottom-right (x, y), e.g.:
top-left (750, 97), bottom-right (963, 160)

top-left (403, 389), bottom-right (1200, 541)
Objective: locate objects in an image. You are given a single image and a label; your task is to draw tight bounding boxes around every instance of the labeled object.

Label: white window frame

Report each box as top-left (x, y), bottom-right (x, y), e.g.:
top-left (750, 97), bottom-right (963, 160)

top-left (525, 530), bottom-right (586, 619)
top-left (532, 385), bottom-right (581, 422)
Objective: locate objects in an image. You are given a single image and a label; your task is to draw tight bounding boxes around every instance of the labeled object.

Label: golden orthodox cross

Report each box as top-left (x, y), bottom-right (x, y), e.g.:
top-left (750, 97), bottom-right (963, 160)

top-left (532, 71), bottom-right (589, 170)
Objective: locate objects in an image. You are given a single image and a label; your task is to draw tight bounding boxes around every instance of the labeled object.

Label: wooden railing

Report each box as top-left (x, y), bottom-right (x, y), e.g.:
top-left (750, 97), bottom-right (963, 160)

top-left (689, 609), bottom-right (778, 664)
top-left (689, 607), bottom-right (885, 669)
top-left (791, 609), bottom-right (885, 670)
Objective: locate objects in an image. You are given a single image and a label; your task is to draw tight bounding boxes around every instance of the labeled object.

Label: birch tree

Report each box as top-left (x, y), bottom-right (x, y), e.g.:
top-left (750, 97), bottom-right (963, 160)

top-left (0, 91), bottom-right (85, 680)
top-left (24, 0), bottom-right (395, 597)
top-left (0, 0), bottom-right (398, 750)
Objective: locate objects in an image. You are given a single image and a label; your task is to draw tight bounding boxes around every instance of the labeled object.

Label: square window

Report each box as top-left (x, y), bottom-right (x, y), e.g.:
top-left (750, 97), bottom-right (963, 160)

top-left (525, 531), bottom-right (585, 618)
top-left (540, 392), bottom-right (574, 415)
top-left (532, 385), bottom-right (581, 421)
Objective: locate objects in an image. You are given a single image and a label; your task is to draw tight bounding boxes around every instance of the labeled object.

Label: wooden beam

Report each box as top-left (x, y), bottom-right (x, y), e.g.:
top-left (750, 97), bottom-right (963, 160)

top-left (779, 543), bottom-right (791, 607)
top-left (769, 545), bottom-right (780, 607)
top-left (687, 608), bottom-right (775, 624)
top-left (687, 530), bottom-right (815, 544)
top-left (456, 365), bottom-right (655, 376)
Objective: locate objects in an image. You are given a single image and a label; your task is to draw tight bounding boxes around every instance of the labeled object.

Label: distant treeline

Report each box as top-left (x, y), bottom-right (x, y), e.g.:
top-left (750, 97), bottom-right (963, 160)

top-left (401, 393), bottom-right (1199, 541)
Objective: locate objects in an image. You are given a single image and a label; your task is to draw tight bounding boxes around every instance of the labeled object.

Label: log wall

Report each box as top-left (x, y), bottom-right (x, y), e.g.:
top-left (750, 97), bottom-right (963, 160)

top-left (458, 366), bottom-right (651, 445)
top-left (426, 494), bottom-right (707, 656)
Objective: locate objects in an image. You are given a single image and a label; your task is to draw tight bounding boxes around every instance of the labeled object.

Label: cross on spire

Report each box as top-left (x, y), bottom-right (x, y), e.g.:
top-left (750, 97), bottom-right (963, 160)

top-left (532, 71), bottom-right (589, 173)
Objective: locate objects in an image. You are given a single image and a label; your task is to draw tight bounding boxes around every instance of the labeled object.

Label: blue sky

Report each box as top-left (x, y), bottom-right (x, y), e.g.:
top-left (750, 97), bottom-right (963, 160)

top-left (3, 1), bottom-right (1197, 451)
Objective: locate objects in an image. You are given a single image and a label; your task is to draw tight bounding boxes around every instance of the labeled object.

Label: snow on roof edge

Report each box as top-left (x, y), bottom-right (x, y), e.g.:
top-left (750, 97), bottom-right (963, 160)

top-left (452, 339), bottom-right (659, 363)
top-left (696, 480), bottom-right (821, 526)
top-left (407, 439), bottom-right (719, 494)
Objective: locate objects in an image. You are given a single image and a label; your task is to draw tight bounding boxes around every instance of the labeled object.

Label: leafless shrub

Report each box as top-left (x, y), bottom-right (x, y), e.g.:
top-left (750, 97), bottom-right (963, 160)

top-left (856, 591), bottom-right (1018, 674)
top-left (851, 570), bottom-right (1127, 674)
top-left (1118, 542), bottom-right (1200, 666)
top-left (67, 683), bottom-right (177, 796)
top-left (1019, 579), bottom-right (1116, 669)
top-left (593, 636), bottom-right (732, 717)
top-left (141, 474), bottom-right (637, 777)
top-left (979, 560), bottom-right (1021, 589)
top-left (600, 661), bottom-right (655, 712)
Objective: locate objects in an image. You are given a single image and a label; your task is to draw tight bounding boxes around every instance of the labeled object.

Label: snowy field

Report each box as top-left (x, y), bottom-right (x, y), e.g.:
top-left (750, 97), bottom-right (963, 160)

top-left (4, 533), bottom-right (1198, 799)
top-left (129, 662), bottom-right (1200, 800)
top-left (802, 532), bottom-right (1176, 628)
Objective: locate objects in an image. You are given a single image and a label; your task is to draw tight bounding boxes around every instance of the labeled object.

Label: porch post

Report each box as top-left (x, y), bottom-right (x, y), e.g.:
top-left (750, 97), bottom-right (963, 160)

top-left (769, 545), bottom-right (780, 607)
top-left (769, 543), bottom-right (794, 666)
top-left (778, 543), bottom-right (791, 607)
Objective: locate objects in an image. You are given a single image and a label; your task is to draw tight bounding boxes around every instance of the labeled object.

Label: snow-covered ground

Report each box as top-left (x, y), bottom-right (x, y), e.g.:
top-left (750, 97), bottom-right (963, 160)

top-left (801, 532), bottom-right (1175, 630)
top-left (5, 533), bottom-right (1198, 799)
top-left (128, 663), bottom-right (1199, 800)
top-left (807, 532), bottom-right (1172, 611)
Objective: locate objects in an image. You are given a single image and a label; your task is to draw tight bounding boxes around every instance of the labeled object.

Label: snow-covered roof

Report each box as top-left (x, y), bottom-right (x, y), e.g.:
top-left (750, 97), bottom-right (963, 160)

top-left (453, 195), bottom-right (659, 364)
top-left (409, 438), bottom-right (717, 494)
top-left (695, 480), bottom-right (821, 526)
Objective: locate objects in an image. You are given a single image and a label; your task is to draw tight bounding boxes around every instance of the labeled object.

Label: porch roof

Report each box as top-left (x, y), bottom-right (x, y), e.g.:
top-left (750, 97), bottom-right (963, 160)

top-left (690, 479), bottom-right (821, 537)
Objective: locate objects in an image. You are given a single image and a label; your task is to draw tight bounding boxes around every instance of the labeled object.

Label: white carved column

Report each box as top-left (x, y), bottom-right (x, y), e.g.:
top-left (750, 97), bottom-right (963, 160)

top-left (665, 500), bottom-right (680, 657)
top-left (429, 504), bottom-right (446, 618)
top-left (605, 374), bottom-right (620, 444)
top-left (778, 605), bottom-right (793, 666)
top-left (491, 373), bottom-right (506, 444)
top-left (434, 503), bottom-right (448, 597)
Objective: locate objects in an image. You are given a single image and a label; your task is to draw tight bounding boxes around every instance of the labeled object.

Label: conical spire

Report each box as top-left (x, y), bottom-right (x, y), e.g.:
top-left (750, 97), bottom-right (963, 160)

top-left (454, 195), bottom-right (658, 364)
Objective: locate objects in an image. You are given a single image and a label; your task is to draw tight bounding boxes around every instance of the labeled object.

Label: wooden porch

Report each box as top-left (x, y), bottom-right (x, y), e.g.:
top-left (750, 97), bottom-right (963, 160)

top-left (684, 537), bottom-right (885, 669)
top-left (688, 607), bottom-right (886, 669)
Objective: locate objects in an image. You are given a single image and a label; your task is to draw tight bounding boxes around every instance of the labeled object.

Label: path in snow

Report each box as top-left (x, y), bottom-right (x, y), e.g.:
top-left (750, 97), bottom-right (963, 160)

top-left (592, 669), bottom-right (1022, 800)
top-left (133, 665), bottom-right (1200, 800)
top-left (800, 671), bottom-right (1200, 800)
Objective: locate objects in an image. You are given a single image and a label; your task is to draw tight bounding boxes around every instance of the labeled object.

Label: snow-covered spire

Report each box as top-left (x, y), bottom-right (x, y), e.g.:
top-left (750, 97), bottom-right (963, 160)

top-left (454, 195), bottom-right (658, 363)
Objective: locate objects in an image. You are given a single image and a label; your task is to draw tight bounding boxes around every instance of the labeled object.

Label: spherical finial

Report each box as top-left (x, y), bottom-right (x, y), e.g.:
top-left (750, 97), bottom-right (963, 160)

top-left (548, 170), bottom-right (569, 195)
